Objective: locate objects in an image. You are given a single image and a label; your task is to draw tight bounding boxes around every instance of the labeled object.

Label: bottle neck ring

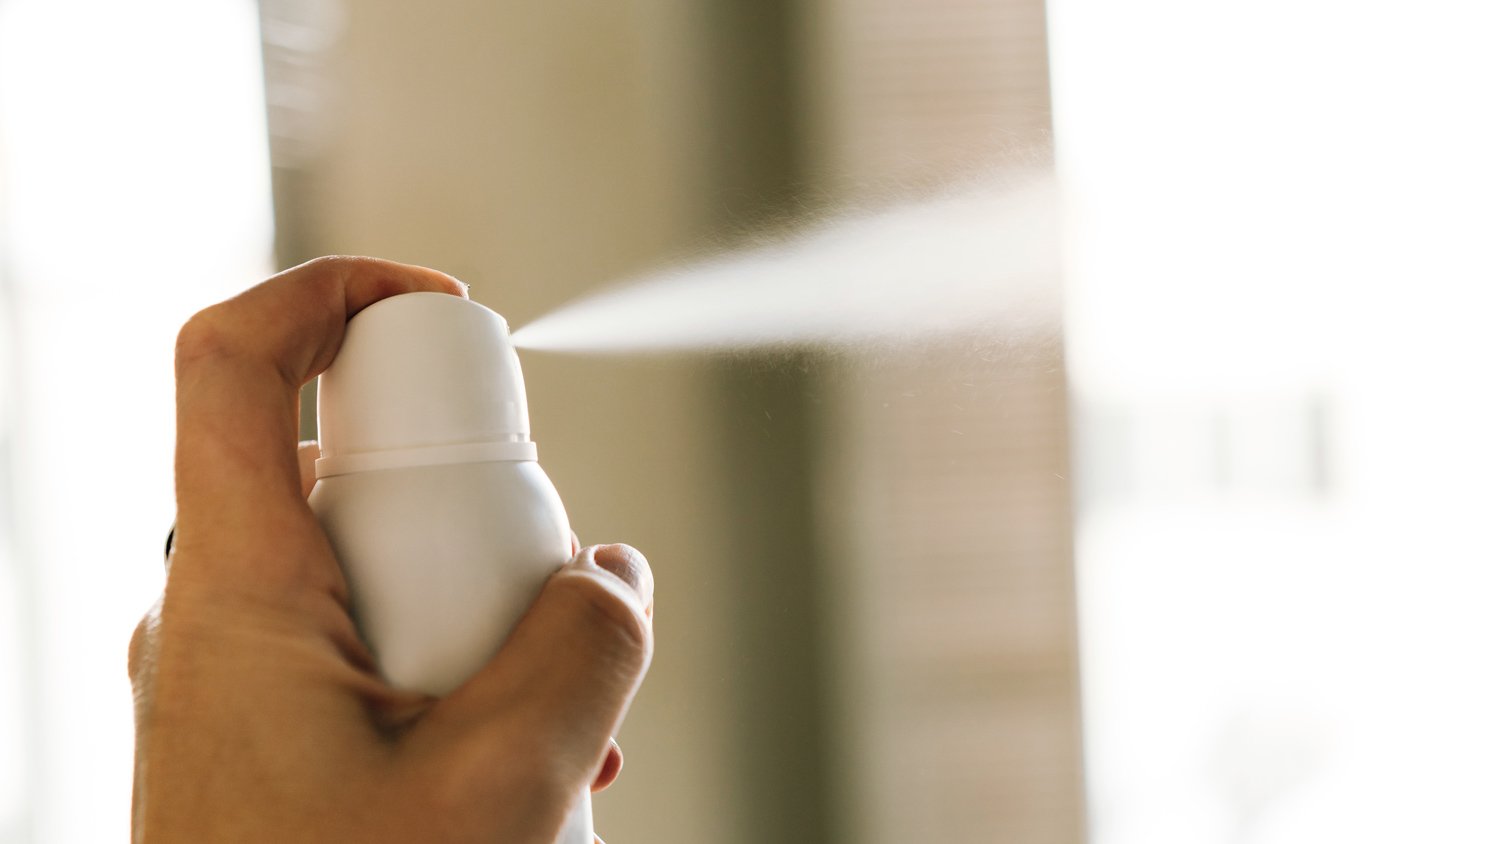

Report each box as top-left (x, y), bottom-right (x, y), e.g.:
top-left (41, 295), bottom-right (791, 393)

top-left (315, 440), bottom-right (538, 479)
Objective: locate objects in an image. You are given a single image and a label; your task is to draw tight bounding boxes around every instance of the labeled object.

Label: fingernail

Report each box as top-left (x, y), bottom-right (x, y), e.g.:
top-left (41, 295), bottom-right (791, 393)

top-left (583, 544), bottom-right (654, 609)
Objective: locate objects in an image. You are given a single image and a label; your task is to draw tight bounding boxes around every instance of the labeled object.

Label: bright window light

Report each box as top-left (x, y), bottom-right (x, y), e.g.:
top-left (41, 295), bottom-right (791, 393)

top-left (1049, 0), bottom-right (1500, 842)
top-left (0, 1), bottom-right (273, 840)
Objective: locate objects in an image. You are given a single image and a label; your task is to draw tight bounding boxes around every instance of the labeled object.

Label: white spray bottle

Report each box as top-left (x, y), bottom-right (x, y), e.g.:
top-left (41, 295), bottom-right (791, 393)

top-left (308, 291), bottom-right (593, 843)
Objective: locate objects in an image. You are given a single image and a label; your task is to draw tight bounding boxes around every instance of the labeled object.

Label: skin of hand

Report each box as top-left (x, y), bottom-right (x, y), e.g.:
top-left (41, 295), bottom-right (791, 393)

top-left (129, 256), bottom-right (654, 843)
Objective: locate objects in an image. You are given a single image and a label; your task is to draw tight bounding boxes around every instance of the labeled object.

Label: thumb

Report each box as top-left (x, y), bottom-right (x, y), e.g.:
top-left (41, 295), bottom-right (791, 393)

top-left (414, 545), bottom-right (654, 809)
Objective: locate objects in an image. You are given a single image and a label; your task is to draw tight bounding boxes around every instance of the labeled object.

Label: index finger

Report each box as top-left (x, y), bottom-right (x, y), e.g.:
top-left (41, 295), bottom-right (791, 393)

top-left (171, 256), bottom-right (466, 581)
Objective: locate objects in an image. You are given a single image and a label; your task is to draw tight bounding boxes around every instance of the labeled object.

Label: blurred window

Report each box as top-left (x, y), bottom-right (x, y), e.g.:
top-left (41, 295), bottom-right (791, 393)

top-left (0, 1), bottom-right (273, 840)
top-left (1050, 0), bottom-right (1500, 840)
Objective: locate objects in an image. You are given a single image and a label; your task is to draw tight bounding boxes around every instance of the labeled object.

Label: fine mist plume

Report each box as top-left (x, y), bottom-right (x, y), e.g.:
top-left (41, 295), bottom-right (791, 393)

top-left (510, 170), bottom-right (1061, 354)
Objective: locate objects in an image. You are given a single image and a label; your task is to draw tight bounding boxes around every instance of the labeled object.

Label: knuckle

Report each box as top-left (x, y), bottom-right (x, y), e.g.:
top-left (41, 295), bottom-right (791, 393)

top-left (126, 618), bottom-right (146, 680)
top-left (303, 254), bottom-right (355, 281)
top-left (301, 255), bottom-right (385, 310)
top-left (173, 306), bottom-right (237, 370)
top-left (306, 254), bottom-right (348, 269)
top-left (302, 257), bottom-right (349, 298)
top-left (127, 608), bottom-right (157, 684)
top-left (552, 572), bottom-right (653, 660)
top-left (304, 254), bottom-right (371, 285)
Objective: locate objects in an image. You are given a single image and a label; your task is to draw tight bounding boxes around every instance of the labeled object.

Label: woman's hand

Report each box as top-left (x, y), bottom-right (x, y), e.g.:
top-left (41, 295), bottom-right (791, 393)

top-left (130, 257), bottom-right (653, 843)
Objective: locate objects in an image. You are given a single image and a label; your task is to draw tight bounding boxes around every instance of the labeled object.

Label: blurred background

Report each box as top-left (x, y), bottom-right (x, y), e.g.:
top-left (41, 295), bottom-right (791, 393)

top-left (1, 1), bottom-right (1497, 842)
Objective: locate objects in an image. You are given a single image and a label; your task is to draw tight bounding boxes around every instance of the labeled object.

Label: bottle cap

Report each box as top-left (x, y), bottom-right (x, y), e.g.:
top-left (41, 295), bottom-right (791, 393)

top-left (315, 292), bottom-right (537, 478)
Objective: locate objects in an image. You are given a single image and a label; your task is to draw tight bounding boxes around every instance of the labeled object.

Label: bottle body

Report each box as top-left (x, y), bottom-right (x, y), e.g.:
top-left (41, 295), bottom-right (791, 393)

top-left (310, 458), bottom-right (593, 842)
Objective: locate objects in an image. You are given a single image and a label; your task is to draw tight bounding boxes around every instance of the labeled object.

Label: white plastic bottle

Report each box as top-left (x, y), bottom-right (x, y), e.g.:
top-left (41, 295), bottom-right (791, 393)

top-left (308, 291), bottom-right (592, 843)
